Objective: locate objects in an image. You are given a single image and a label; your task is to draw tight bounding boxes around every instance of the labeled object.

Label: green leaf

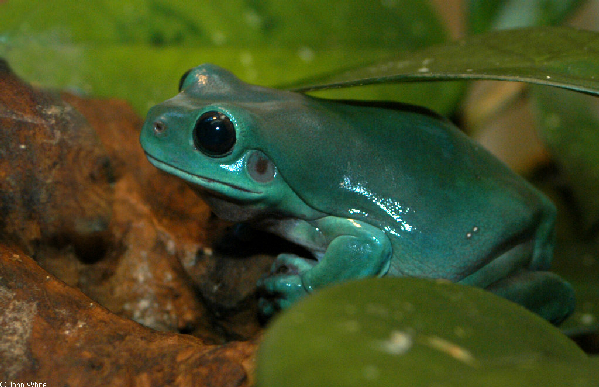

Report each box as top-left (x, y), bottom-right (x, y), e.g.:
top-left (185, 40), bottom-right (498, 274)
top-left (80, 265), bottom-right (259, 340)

top-left (289, 27), bottom-right (599, 98)
top-left (467, 0), bottom-right (587, 35)
top-left (0, 0), bottom-right (460, 115)
top-left (0, 0), bottom-right (447, 50)
top-left (257, 278), bottom-right (591, 387)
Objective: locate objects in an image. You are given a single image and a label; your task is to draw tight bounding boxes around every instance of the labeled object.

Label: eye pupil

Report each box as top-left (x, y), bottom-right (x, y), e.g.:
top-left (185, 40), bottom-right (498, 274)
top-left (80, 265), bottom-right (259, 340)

top-left (193, 111), bottom-right (236, 157)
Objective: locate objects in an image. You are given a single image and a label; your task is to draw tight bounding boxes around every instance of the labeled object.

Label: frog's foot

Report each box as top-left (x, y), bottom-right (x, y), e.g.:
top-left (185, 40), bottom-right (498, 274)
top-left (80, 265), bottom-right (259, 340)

top-left (257, 254), bottom-right (317, 317)
top-left (486, 270), bottom-right (575, 325)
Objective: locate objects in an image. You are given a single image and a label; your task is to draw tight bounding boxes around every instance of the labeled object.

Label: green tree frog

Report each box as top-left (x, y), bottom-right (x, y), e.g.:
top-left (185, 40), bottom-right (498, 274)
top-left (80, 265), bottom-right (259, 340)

top-left (140, 64), bottom-right (574, 323)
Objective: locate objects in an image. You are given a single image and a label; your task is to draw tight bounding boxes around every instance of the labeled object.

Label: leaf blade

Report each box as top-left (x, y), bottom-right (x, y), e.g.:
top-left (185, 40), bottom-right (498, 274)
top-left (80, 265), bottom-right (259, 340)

top-left (289, 26), bottom-right (599, 97)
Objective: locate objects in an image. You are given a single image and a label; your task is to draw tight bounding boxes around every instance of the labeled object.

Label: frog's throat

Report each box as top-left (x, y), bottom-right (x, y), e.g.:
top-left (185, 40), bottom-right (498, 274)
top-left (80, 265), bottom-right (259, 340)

top-left (144, 153), bottom-right (263, 195)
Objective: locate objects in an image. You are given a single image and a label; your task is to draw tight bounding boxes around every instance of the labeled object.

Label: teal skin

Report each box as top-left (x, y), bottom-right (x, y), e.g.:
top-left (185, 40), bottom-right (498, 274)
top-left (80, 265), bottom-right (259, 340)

top-left (140, 64), bottom-right (574, 323)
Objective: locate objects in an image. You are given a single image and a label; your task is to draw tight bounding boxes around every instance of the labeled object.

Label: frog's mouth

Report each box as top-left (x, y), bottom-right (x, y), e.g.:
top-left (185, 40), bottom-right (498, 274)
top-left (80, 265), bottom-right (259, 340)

top-left (144, 153), bottom-right (263, 196)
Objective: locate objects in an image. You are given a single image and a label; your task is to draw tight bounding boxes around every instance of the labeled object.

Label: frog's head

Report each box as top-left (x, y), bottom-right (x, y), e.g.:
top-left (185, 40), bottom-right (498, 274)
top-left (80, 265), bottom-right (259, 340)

top-left (140, 64), bottom-right (311, 221)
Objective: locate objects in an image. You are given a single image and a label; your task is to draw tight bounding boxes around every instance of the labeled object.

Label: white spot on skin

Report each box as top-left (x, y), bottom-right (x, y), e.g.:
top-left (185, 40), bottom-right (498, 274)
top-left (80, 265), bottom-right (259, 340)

top-left (466, 226), bottom-right (479, 239)
top-left (418, 67), bottom-right (430, 73)
top-left (377, 330), bottom-right (413, 355)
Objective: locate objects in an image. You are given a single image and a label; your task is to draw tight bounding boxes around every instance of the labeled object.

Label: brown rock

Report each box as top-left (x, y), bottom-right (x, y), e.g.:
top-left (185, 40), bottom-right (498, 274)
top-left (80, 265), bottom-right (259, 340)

top-left (0, 59), bottom-right (273, 384)
top-left (0, 244), bottom-right (256, 386)
top-left (0, 59), bottom-right (113, 259)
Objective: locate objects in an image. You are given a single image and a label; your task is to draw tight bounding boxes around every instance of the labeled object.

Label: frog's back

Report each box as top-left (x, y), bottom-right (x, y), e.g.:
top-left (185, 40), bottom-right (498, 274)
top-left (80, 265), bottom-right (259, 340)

top-left (252, 97), bottom-right (555, 282)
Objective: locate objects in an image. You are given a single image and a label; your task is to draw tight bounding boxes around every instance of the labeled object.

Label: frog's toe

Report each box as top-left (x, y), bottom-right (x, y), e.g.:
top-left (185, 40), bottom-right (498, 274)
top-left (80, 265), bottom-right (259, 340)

top-left (259, 273), bottom-right (306, 297)
top-left (258, 297), bottom-right (277, 318)
top-left (257, 273), bottom-right (310, 316)
top-left (486, 270), bottom-right (575, 325)
top-left (269, 253), bottom-right (317, 276)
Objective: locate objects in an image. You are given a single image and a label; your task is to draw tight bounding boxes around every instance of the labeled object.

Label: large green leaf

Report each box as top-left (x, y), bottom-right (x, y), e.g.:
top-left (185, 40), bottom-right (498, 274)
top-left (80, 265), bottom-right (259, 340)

top-left (0, 0), bottom-right (446, 49)
top-left (467, 0), bottom-right (586, 34)
top-left (257, 278), bottom-right (593, 387)
top-left (0, 0), bottom-right (462, 115)
top-left (289, 27), bottom-right (599, 98)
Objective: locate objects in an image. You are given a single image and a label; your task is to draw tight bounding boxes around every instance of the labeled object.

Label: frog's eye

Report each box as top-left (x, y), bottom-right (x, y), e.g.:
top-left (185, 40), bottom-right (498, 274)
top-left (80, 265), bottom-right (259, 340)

top-left (246, 150), bottom-right (276, 183)
top-left (178, 68), bottom-right (193, 92)
top-left (193, 111), bottom-right (236, 157)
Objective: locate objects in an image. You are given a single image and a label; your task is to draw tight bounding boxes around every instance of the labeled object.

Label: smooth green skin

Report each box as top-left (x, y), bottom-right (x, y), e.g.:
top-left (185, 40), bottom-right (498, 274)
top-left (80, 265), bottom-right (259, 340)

top-left (140, 64), bottom-right (575, 323)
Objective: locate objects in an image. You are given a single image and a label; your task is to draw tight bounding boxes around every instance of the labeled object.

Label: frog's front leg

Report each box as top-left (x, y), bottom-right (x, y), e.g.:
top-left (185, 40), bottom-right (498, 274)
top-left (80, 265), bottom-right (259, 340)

top-left (258, 217), bottom-right (393, 316)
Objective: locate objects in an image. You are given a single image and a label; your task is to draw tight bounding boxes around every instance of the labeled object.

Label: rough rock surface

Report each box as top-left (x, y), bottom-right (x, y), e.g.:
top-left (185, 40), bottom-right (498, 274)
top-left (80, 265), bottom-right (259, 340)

top-left (0, 244), bottom-right (256, 386)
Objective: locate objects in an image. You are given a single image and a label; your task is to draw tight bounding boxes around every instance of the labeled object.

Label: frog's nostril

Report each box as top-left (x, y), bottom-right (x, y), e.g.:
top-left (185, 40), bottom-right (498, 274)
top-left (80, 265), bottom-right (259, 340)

top-left (153, 120), bottom-right (167, 136)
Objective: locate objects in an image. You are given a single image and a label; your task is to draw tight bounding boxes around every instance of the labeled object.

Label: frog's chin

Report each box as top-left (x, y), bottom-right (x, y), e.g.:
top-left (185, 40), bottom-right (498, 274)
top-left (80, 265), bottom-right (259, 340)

top-left (144, 153), bottom-right (264, 199)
